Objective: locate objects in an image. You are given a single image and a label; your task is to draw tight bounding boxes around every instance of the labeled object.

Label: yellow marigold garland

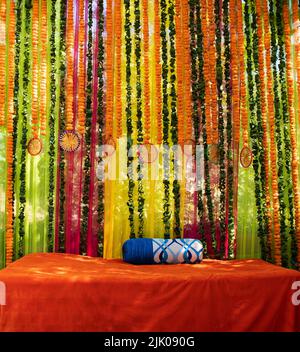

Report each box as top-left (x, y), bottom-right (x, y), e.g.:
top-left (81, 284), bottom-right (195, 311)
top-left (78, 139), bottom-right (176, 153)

top-left (77, 0), bottom-right (86, 135)
top-left (283, 3), bottom-right (300, 267)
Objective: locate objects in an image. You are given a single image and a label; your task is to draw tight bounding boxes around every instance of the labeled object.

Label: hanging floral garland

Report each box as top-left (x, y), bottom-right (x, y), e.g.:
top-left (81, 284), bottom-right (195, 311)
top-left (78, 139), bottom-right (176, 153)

top-left (189, 0), bottom-right (206, 252)
top-left (143, 0), bottom-right (151, 144)
top-left (199, 0), bottom-right (216, 253)
top-left (124, 0), bottom-right (135, 238)
top-left (48, 0), bottom-right (57, 252)
top-left (18, 2), bottom-right (32, 258)
top-left (255, 0), bottom-right (273, 262)
top-left (292, 0), bottom-right (300, 127)
top-left (182, 0), bottom-right (192, 143)
top-left (154, 0), bottom-right (163, 145)
top-left (97, 0), bottom-right (105, 256)
top-left (0, 2), bottom-right (6, 127)
top-left (40, 0), bottom-right (47, 136)
top-left (160, 0), bottom-right (171, 238)
top-left (77, 0), bottom-right (86, 135)
top-left (175, 0), bottom-right (184, 147)
top-left (115, 0), bottom-right (122, 139)
top-left (5, 0), bottom-right (15, 265)
top-left (134, 0), bottom-right (145, 238)
top-left (244, 0), bottom-right (268, 260)
top-left (12, 0), bottom-right (22, 260)
top-left (261, 0), bottom-right (280, 265)
top-left (223, 0), bottom-right (234, 258)
top-left (168, 0), bottom-right (181, 238)
top-left (215, 0), bottom-right (226, 257)
top-left (283, 3), bottom-right (300, 269)
top-left (81, 0), bottom-right (92, 254)
top-left (58, 0), bottom-right (67, 252)
top-left (275, 0), bottom-right (295, 267)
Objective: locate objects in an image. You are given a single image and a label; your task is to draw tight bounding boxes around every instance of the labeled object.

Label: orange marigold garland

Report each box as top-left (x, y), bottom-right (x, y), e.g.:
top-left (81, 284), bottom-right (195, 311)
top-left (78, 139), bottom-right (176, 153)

top-left (142, 0), bottom-right (151, 144)
top-left (154, 0), bottom-right (162, 144)
top-left (77, 0), bottom-right (86, 135)
top-left (5, 1), bottom-right (15, 265)
top-left (262, 0), bottom-right (281, 265)
top-left (229, 0), bottom-right (240, 144)
top-left (66, 0), bottom-right (75, 132)
top-left (255, 0), bottom-right (273, 260)
top-left (31, 0), bottom-right (39, 139)
top-left (283, 3), bottom-right (300, 268)
top-left (115, 0), bottom-right (122, 139)
top-left (201, 0), bottom-right (212, 145)
top-left (0, 1), bottom-right (6, 127)
top-left (105, 0), bottom-right (114, 141)
top-left (40, 0), bottom-right (47, 136)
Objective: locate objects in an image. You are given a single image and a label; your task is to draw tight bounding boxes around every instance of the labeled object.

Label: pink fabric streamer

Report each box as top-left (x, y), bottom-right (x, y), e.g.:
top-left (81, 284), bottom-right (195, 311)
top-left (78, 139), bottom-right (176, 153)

top-left (87, 0), bottom-right (99, 256)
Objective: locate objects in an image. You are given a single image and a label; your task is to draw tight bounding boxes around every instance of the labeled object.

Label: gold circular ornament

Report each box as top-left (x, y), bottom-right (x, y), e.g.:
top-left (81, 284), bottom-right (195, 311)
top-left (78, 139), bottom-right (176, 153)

top-left (27, 137), bottom-right (43, 156)
top-left (137, 143), bottom-right (158, 163)
top-left (240, 146), bottom-right (253, 168)
top-left (59, 131), bottom-right (81, 152)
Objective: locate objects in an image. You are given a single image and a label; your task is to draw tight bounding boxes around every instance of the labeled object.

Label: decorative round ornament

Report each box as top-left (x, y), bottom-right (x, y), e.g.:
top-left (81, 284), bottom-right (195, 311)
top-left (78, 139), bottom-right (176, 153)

top-left (27, 137), bottom-right (43, 156)
top-left (137, 143), bottom-right (158, 163)
top-left (59, 131), bottom-right (81, 152)
top-left (240, 146), bottom-right (253, 168)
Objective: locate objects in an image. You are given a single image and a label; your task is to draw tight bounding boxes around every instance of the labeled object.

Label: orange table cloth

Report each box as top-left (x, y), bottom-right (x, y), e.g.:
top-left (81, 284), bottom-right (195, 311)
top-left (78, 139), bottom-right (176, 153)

top-left (0, 253), bottom-right (299, 332)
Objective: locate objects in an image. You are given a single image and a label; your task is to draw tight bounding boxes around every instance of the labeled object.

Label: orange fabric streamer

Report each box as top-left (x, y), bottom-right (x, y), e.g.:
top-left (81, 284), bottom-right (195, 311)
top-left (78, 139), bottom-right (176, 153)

top-left (115, 0), bottom-right (122, 139)
top-left (77, 0), bottom-right (86, 135)
top-left (143, 0), bottom-right (151, 143)
top-left (40, 0), bottom-right (47, 136)
top-left (105, 0), bottom-right (114, 140)
top-left (5, 1), bottom-right (15, 265)
top-left (31, 0), bottom-right (39, 138)
top-left (66, 0), bottom-right (75, 131)
top-left (154, 0), bottom-right (162, 144)
top-left (0, 2), bottom-right (6, 127)
top-left (175, 0), bottom-right (184, 146)
top-left (261, 0), bottom-right (281, 265)
top-left (283, 4), bottom-right (300, 267)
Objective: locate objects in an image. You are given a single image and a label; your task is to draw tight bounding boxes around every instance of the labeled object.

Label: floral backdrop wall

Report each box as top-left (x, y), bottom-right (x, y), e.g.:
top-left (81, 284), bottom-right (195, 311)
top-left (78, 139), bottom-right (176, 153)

top-left (0, 0), bottom-right (300, 270)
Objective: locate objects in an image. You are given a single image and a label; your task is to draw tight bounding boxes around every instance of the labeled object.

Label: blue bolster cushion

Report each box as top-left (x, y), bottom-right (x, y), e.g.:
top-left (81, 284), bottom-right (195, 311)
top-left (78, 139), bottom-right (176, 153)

top-left (122, 238), bottom-right (204, 264)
